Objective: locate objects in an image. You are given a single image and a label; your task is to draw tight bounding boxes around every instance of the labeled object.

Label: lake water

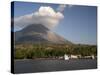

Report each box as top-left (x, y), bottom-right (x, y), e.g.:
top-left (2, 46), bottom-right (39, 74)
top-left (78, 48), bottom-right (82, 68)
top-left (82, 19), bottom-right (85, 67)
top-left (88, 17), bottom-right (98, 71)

top-left (14, 59), bottom-right (97, 74)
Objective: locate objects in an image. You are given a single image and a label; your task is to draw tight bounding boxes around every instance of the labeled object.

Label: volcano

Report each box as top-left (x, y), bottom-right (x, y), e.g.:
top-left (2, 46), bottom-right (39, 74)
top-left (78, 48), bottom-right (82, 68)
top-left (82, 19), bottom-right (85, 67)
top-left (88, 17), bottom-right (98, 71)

top-left (14, 24), bottom-right (73, 45)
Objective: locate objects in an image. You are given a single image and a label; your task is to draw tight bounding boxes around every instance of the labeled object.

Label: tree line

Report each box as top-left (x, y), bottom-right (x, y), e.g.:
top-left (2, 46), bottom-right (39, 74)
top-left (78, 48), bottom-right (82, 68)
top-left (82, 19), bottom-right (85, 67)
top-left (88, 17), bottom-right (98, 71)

top-left (14, 44), bottom-right (97, 59)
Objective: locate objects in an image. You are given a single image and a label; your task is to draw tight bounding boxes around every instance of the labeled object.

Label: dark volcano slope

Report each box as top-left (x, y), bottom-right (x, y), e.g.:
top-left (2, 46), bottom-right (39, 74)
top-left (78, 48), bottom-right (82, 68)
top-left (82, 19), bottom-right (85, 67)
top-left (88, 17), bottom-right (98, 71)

top-left (15, 24), bottom-right (73, 44)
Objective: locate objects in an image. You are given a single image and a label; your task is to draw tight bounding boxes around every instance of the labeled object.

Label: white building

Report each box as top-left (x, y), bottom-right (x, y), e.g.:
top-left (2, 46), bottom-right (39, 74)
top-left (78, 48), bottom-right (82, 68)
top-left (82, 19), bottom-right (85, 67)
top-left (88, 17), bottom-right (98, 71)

top-left (84, 55), bottom-right (95, 59)
top-left (91, 55), bottom-right (95, 59)
top-left (64, 54), bottom-right (69, 60)
top-left (70, 55), bottom-right (78, 59)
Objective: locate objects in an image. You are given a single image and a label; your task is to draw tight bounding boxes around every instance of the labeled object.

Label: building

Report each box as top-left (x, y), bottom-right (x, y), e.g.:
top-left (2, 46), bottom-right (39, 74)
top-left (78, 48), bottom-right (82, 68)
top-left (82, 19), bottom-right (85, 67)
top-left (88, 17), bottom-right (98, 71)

top-left (64, 54), bottom-right (69, 60)
top-left (70, 55), bottom-right (78, 59)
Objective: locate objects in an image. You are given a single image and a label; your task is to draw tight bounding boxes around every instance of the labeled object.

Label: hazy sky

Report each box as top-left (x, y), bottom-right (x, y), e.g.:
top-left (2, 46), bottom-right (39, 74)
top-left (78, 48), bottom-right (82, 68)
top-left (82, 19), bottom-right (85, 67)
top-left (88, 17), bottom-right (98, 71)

top-left (12, 1), bottom-right (97, 45)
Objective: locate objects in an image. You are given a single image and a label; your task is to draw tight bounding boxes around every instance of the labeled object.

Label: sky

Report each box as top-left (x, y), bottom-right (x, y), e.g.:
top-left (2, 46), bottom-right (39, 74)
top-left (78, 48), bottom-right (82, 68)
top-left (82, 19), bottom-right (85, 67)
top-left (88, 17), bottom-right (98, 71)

top-left (12, 1), bottom-right (97, 45)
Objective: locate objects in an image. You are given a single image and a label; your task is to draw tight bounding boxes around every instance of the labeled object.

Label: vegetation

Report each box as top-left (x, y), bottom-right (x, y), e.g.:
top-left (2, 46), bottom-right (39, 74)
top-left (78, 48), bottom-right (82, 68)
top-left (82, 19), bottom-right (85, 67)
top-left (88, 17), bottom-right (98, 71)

top-left (14, 43), bottom-right (97, 59)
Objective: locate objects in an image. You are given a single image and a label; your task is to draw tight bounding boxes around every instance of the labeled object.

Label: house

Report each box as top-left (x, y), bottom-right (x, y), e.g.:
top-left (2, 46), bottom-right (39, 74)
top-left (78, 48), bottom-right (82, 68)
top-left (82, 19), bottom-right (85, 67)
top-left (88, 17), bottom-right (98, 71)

top-left (91, 55), bottom-right (95, 59)
top-left (84, 55), bottom-right (95, 59)
top-left (64, 54), bottom-right (69, 60)
top-left (70, 55), bottom-right (78, 59)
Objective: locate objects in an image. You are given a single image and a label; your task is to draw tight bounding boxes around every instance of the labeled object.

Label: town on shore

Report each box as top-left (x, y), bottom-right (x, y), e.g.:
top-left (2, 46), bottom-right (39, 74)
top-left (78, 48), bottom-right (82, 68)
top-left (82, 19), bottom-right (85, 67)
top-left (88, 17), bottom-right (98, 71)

top-left (14, 43), bottom-right (97, 60)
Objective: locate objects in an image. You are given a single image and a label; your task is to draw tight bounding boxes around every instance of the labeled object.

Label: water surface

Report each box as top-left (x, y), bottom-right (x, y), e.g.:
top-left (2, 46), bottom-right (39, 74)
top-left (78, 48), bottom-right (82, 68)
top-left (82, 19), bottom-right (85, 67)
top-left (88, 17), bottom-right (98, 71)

top-left (14, 59), bottom-right (97, 74)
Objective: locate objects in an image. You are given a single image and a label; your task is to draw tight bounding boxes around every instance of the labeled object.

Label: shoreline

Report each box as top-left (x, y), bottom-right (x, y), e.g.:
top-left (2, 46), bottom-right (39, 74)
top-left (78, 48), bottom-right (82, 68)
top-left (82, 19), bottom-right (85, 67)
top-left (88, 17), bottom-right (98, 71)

top-left (14, 58), bottom-right (97, 61)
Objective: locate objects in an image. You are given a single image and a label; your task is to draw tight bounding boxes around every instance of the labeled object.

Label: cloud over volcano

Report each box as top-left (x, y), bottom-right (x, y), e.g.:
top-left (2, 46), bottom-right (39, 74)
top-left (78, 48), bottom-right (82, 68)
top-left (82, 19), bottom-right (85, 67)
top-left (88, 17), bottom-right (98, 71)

top-left (14, 6), bottom-right (64, 30)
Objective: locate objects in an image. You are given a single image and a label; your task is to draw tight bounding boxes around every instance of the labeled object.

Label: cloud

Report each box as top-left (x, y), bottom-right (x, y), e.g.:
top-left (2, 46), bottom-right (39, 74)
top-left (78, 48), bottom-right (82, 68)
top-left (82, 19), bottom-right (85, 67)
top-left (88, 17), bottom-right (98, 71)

top-left (57, 4), bottom-right (73, 12)
top-left (57, 4), bottom-right (66, 12)
top-left (14, 6), bottom-right (64, 31)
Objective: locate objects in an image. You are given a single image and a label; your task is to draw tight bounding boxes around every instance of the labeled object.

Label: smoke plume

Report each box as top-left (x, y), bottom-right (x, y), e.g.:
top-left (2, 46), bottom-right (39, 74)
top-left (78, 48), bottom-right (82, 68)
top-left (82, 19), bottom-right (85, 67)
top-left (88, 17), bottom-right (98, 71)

top-left (14, 6), bottom-right (64, 31)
